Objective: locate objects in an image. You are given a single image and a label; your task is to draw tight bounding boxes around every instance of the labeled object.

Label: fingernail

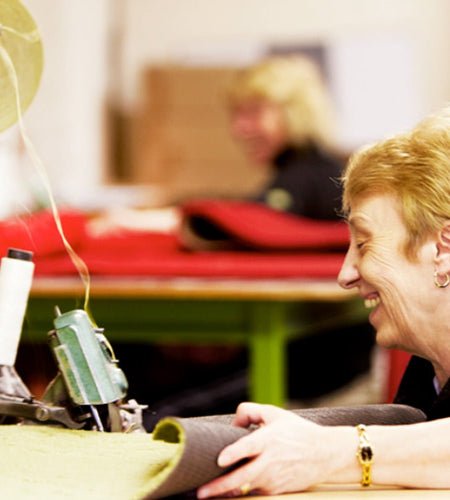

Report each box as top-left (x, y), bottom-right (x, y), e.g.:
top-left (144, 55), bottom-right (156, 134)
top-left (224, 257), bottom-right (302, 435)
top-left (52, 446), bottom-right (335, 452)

top-left (217, 454), bottom-right (229, 467)
top-left (197, 487), bottom-right (208, 499)
top-left (217, 449), bottom-right (231, 467)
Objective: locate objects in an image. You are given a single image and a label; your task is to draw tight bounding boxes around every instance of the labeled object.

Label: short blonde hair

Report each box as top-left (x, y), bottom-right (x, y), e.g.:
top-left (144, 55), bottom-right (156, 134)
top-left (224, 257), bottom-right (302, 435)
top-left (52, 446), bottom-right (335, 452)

top-left (342, 105), bottom-right (450, 260)
top-left (226, 55), bottom-right (335, 149)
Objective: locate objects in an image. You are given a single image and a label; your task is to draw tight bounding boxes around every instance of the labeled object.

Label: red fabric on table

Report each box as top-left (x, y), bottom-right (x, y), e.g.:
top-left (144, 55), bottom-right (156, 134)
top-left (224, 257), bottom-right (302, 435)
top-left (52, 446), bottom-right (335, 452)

top-left (34, 231), bottom-right (346, 278)
top-left (0, 207), bottom-right (348, 279)
top-left (0, 209), bottom-right (87, 258)
top-left (180, 199), bottom-right (349, 250)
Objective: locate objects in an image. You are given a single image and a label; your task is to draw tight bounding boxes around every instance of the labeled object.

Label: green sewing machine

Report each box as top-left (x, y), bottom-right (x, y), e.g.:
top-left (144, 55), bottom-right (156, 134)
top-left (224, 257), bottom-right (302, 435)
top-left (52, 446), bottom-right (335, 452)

top-left (0, 310), bottom-right (147, 432)
top-left (0, 249), bottom-right (146, 433)
top-left (40, 306), bottom-right (147, 432)
top-left (0, 305), bottom-right (147, 433)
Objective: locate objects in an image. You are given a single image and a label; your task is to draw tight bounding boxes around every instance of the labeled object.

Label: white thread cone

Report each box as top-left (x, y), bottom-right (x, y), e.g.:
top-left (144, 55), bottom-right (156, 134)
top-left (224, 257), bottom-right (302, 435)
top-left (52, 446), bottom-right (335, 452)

top-left (0, 253), bottom-right (34, 365)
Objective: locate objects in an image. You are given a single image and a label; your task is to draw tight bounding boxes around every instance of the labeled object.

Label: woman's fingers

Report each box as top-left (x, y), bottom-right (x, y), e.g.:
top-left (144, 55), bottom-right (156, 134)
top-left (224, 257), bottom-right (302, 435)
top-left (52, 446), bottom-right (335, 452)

top-left (232, 402), bottom-right (290, 428)
top-left (198, 404), bottom-right (322, 498)
top-left (217, 430), bottom-right (263, 467)
top-left (218, 404), bottom-right (286, 468)
top-left (197, 452), bottom-right (265, 499)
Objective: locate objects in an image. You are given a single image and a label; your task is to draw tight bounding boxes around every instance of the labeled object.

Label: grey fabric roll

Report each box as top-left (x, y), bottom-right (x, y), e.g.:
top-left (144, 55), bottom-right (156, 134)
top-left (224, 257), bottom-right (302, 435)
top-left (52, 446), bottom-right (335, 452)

top-left (144, 404), bottom-right (426, 499)
top-left (188, 404), bottom-right (426, 427)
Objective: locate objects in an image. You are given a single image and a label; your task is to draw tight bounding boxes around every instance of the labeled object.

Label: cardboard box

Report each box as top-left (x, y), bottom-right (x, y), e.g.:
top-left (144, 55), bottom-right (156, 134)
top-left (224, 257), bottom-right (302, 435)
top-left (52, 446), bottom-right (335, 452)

top-left (142, 66), bottom-right (234, 119)
top-left (126, 65), bottom-right (270, 201)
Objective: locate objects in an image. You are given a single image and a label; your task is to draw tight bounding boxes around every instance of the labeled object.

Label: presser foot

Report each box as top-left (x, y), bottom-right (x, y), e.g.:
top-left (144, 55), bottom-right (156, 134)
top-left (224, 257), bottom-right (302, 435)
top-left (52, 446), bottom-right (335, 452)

top-left (108, 400), bottom-right (148, 433)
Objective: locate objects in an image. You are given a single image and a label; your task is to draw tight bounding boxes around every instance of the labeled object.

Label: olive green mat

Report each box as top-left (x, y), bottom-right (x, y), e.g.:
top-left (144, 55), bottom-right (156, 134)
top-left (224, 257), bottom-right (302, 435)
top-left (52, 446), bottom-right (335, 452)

top-left (0, 405), bottom-right (425, 499)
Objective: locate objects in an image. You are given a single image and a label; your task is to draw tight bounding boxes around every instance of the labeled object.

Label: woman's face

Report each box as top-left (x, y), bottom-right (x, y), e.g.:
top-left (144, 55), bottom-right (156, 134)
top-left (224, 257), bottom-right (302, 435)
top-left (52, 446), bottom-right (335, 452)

top-left (229, 99), bottom-right (288, 164)
top-left (338, 194), bottom-right (438, 353)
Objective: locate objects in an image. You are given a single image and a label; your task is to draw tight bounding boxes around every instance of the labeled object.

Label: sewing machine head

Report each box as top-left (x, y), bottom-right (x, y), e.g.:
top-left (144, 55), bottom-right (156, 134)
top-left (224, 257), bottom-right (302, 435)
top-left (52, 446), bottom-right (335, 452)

top-left (40, 306), bottom-right (146, 432)
top-left (48, 307), bottom-right (128, 407)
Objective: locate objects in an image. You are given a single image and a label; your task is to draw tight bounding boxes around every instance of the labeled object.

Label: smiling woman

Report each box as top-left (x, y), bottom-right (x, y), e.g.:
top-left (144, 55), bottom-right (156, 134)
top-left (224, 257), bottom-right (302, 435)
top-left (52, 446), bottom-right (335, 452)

top-left (338, 194), bottom-right (437, 355)
top-left (196, 105), bottom-right (450, 498)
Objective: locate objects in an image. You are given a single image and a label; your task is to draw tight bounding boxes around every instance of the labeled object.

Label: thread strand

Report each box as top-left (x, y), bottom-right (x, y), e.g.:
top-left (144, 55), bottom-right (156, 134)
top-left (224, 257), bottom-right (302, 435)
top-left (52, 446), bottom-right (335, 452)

top-left (0, 42), bottom-right (92, 316)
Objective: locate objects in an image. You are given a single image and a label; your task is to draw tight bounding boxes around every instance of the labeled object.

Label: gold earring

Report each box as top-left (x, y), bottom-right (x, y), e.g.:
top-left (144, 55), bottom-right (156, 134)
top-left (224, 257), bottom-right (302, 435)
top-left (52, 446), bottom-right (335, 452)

top-left (434, 271), bottom-right (450, 288)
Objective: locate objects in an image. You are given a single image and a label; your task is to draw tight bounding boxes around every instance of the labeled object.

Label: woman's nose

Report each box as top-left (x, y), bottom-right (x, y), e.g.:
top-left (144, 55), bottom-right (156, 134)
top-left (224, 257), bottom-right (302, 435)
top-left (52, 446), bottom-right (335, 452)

top-left (231, 113), bottom-right (249, 135)
top-left (337, 248), bottom-right (360, 290)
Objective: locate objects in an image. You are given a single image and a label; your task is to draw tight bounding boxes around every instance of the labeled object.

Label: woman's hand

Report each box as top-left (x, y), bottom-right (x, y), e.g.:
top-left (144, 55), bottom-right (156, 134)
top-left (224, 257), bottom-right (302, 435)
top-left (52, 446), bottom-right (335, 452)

top-left (197, 402), bottom-right (348, 498)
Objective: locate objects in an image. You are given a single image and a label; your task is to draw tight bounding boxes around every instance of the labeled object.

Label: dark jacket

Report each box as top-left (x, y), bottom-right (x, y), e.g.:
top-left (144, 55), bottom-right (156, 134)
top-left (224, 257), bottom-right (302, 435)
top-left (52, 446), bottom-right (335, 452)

top-left (394, 355), bottom-right (450, 420)
top-left (254, 144), bottom-right (343, 220)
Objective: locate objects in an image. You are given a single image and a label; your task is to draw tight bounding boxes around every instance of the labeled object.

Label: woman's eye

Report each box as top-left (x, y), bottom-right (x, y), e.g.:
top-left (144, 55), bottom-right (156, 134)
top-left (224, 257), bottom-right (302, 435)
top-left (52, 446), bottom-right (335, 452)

top-left (356, 241), bottom-right (365, 250)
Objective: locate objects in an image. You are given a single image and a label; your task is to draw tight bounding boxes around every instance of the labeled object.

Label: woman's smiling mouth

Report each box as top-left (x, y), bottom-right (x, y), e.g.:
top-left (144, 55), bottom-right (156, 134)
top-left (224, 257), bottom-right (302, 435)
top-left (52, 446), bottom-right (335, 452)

top-left (364, 296), bottom-right (381, 309)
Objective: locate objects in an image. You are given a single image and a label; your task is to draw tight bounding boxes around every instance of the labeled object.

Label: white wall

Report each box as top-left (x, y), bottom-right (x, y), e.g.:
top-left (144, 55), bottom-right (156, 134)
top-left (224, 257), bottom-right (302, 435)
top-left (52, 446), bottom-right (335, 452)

top-left (0, 0), bottom-right (110, 215)
top-left (2, 0), bottom-right (450, 214)
top-left (26, 0), bottom-right (110, 192)
top-left (120, 0), bottom-right (450, 147)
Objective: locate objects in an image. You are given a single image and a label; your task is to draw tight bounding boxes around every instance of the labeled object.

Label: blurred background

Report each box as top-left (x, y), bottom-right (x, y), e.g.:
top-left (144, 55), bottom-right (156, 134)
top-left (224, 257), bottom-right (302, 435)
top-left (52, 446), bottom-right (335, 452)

top-left (1, 0), bottom-right (450, 216)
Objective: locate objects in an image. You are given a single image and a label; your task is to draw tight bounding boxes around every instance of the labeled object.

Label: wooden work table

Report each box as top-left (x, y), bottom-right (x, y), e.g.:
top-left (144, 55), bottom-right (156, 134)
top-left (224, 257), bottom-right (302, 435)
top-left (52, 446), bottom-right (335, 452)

top-left (25, 276), bottom-right (367, 406)
top-left (246, 484), bottom-right (449, 499)
top-left (30, 276), bottom-right (358, 301)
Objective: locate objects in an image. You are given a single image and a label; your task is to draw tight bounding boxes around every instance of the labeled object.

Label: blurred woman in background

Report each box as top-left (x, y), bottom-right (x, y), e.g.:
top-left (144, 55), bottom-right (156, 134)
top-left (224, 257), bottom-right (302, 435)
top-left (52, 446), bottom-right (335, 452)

top-left (227, 55), bottom-right (342, 220)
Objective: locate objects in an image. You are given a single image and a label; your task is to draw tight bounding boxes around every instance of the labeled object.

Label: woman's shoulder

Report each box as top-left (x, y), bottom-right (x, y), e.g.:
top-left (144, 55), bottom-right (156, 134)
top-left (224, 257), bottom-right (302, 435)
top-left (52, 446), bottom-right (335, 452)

top-left (274, 144), bottom-right (343, 174)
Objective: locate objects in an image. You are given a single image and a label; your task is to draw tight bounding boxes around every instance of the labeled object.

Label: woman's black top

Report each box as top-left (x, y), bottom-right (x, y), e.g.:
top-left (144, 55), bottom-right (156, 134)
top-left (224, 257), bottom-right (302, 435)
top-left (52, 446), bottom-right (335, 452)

top-left (394, 355), bottom-right (450, 420)
top-left (254, 144), bottom-right (343, 221)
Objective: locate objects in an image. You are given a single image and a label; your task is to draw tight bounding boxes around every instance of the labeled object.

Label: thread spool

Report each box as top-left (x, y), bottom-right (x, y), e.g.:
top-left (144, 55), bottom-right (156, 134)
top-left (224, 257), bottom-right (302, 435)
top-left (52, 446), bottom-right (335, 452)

top-left (0, 248), bottom-right (34, 366)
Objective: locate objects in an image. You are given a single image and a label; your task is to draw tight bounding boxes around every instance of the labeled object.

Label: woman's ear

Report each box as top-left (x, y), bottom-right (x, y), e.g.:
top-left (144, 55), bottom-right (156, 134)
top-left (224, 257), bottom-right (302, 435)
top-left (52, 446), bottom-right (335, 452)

top-left (434, 221), bottom-right (450, 271)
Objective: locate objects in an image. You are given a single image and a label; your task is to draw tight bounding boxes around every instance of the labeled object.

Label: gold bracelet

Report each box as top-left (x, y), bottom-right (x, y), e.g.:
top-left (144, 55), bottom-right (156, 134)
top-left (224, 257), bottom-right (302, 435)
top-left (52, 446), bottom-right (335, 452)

top-left (356, 424), bottom-right (374, 487)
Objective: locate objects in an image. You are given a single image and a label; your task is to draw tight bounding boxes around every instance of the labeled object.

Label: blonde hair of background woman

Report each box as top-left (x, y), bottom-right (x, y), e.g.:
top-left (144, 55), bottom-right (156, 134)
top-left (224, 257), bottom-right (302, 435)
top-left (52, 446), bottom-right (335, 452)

top-left (226, 55), bottom-right (336, 150)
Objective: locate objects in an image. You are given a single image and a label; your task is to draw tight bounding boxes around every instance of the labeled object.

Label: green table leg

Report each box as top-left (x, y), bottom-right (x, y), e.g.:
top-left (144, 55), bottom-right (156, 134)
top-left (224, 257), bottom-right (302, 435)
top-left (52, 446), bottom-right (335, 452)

top-left (248, 302), bottom-right (288, 407)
